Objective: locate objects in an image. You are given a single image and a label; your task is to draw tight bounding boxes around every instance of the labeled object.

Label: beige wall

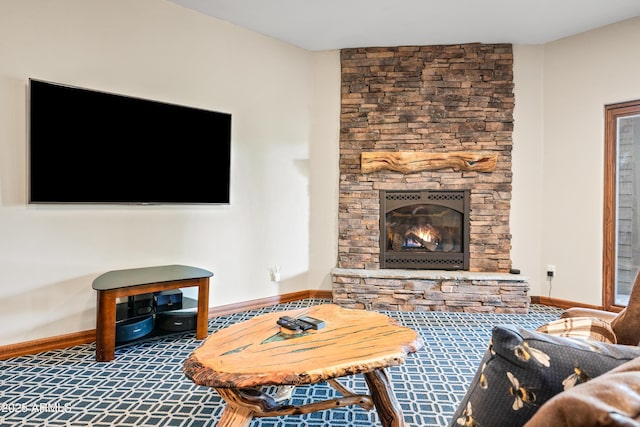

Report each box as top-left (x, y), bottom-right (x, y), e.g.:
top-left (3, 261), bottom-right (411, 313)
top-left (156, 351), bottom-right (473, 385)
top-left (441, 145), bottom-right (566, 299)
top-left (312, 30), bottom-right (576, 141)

top-left (511, 45), bottom-right (545, 295)
top-left (512, 17), bottom-right (640, 303)
top-left (0, 0), bottom-right (340, 345)
top-left (309, 51), bottom-right (341, 291)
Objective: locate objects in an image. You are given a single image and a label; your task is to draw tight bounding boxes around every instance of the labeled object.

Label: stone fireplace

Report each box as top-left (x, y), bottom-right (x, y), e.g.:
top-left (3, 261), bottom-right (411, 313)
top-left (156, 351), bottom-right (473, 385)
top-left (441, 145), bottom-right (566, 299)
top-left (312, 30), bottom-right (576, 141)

top-left (331, 43), bottom-right (529, 313)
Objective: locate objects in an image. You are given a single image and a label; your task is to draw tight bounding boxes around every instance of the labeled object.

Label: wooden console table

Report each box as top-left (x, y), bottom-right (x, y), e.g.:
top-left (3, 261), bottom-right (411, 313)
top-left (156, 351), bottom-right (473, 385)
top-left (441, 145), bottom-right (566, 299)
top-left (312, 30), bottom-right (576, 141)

top-left (92, 264), bottom-right (213, 362)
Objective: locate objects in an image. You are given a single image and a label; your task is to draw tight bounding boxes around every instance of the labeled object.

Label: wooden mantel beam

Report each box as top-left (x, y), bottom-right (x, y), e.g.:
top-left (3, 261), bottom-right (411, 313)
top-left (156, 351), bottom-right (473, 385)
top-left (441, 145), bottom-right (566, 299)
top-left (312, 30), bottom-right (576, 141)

top-left (361, 151), bottom-right (497, 174)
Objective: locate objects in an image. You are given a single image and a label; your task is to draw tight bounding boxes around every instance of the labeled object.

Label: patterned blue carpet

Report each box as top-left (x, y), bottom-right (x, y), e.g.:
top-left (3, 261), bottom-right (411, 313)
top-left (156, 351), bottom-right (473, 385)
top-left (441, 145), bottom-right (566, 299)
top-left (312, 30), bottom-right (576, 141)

top-left (0, 299), bottom-right (562, 426)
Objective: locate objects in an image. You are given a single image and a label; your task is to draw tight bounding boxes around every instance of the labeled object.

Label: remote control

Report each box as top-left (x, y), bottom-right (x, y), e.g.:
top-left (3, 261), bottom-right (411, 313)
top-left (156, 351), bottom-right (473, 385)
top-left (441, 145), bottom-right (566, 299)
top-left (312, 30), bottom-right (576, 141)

top-left (277, 316), bottom-right (313, 331)
top-left (297, 315), bottom-right (325, 330)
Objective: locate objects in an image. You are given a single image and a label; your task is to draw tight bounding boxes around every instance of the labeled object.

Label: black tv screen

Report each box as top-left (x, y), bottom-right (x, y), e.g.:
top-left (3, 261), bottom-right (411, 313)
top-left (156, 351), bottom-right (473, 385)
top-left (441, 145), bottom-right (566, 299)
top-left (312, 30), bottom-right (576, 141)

top-left (28, 79), bottom-right (231, 204)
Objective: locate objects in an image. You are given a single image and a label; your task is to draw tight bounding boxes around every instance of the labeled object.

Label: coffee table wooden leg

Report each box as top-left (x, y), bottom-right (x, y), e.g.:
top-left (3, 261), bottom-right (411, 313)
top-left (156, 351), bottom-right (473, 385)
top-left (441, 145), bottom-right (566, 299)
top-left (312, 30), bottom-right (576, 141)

top-left (364, 368), bottom-right (406, 427)
top-left (215, 388), bottom-right (254, 427)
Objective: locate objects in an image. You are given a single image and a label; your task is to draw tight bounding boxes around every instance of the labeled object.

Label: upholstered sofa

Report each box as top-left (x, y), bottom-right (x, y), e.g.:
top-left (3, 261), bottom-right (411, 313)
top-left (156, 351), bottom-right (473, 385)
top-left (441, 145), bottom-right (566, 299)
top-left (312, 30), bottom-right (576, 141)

top-left (449, 273), bottom-right (640, 427)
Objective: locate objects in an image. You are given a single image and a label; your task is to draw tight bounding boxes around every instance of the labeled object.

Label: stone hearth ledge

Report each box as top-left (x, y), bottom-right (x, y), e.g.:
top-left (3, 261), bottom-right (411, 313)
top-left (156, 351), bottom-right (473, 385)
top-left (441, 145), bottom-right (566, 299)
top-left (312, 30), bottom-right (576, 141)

top-left (331, 268), bottom-right (530, 313)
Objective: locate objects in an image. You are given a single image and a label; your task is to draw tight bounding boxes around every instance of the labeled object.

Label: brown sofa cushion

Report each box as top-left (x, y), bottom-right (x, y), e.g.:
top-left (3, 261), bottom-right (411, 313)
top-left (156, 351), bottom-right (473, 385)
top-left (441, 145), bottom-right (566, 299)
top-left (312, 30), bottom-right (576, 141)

top-left (561, 271), bottom-right (640, 346)
top-left (611, 271), bottom-right (640, 346)
top-left (524, 357), bottom-right (640, 427)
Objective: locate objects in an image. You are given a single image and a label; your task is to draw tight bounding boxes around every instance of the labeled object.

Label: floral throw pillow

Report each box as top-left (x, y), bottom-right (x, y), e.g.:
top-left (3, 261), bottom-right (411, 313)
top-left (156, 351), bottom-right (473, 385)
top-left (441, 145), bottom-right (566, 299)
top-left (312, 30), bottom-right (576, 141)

top-left (448, 324), bottom-right (640, 427)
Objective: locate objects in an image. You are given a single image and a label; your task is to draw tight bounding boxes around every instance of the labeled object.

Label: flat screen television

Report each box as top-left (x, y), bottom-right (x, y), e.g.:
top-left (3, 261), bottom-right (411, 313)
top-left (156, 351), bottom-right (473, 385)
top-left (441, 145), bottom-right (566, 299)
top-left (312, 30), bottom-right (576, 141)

top-left (28, 79), bottom-right (231, 204)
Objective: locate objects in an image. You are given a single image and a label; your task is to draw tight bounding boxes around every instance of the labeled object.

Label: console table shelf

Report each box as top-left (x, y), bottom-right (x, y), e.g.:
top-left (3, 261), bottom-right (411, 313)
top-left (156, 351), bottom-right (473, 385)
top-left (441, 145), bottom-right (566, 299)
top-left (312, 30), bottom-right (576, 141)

top-left (92, 265), bottom-right (213, 362)
top-left (115, 296), bottom-right (198, 323)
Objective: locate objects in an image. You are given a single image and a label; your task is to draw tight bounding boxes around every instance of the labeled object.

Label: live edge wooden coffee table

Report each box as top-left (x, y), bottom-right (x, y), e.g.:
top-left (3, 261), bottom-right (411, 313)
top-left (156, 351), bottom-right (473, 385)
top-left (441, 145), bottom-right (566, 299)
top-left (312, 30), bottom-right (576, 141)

top-left (183, 304), bottom-right (423, 427)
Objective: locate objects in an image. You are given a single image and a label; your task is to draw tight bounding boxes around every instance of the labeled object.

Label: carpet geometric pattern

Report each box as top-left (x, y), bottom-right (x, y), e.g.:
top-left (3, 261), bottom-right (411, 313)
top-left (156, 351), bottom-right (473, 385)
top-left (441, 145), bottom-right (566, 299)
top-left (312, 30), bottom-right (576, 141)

top-left (0, 299), bottom-right (562, 426)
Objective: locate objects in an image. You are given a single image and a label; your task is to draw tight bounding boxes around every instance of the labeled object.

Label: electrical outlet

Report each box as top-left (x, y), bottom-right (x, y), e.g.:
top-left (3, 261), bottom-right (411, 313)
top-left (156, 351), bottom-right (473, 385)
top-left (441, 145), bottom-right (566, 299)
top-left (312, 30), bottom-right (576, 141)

top-left (547, 264), bottom-right (556, 278)
top-left (269, 265), bottom-right (281, 282)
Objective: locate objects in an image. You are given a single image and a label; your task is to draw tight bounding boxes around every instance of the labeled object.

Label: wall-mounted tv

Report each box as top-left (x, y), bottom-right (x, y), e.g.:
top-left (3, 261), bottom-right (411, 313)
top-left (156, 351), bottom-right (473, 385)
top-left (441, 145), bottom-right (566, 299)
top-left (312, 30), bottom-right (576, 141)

top-left (28, 79), bottom-right (231, 204)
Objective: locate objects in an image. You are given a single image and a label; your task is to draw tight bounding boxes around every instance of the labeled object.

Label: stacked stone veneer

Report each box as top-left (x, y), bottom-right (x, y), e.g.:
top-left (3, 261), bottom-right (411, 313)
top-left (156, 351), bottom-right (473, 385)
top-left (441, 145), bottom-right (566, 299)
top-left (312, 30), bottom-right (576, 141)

top-left (332, 269), bottom-right (529, 313)
top-left (334, 43), bottom-right (529, 313)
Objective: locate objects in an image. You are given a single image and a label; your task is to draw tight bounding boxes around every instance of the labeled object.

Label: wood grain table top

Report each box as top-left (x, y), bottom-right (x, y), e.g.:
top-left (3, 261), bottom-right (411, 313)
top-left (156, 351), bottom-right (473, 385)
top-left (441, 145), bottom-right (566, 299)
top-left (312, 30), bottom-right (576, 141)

top-left (183, 304), bottom-right (423, 389)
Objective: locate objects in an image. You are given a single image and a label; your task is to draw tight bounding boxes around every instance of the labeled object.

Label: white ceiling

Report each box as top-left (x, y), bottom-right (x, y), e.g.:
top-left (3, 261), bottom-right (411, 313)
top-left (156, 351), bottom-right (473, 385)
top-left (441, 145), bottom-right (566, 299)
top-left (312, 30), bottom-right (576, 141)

top-left (167, 0), bottom-right (640, 51)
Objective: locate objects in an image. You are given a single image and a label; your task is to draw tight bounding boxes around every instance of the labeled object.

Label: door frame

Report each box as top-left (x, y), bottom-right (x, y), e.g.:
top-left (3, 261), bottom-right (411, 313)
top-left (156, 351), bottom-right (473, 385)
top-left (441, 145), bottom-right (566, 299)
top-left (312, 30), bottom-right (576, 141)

top-left (603, 99), bottom-right (640, 311)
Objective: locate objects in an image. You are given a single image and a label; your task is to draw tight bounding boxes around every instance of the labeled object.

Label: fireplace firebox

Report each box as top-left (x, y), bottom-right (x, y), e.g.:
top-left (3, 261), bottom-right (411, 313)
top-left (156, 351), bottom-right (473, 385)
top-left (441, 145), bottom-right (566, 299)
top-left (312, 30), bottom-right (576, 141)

top-left (380, 190), bottom-right (470, 270)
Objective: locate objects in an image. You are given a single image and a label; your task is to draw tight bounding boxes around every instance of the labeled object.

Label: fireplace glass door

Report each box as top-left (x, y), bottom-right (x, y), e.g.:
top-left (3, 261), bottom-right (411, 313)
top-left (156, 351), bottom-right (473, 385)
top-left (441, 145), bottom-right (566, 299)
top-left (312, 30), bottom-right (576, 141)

top-left (380, 190), bottom-right (469, 270)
